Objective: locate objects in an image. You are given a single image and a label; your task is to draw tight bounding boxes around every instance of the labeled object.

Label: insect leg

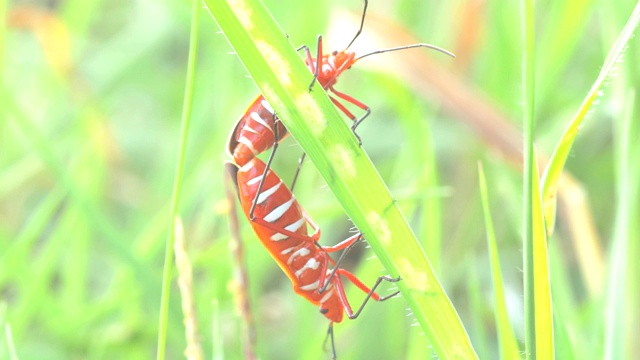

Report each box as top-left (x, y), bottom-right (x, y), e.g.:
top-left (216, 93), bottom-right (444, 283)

top-left (333, 269), bottom-right (401, 320)
top-left (322, 322), bottom-right (337, 360)
top-left (289, 152), bottom-right (306, 193)
top-left (318, 234), bottom-right (363, 293)
top-left (249, 113), bottom-right (281, 220)
top-left (308, 35), bottom-right (323, 91)
top-left (329, 87), bottom-right (371, 145)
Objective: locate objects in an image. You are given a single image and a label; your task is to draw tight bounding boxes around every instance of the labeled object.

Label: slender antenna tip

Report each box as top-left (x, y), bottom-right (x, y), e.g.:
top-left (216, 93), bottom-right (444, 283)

top-left (355, 43), bottom-right (456, 61)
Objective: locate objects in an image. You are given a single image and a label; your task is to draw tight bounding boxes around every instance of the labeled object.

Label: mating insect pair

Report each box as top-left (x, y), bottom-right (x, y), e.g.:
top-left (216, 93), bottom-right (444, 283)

top-left (225, 158), bottom-right (400, 358)
top-left (225, 112), bottom-right (401, 358)
top-left (224, 0), bottom-right (454, 358)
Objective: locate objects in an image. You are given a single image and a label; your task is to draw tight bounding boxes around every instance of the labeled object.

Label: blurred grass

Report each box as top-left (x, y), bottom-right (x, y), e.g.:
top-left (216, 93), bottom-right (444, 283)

top-left (519, 0), bottom-right (550, 357)
top-left (157, 0), bottom-right (200, 358)
top-left (1, 0), bottom-right (639, 359)
top-left (478, 163), bottom-right (519, 360)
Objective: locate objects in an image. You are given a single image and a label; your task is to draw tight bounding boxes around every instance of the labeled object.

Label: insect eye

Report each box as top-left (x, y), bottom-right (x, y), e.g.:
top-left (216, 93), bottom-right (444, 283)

top-left (332, 50), bottom-right (338, 56)
top-left (320, 308), bottom-right (329, 314)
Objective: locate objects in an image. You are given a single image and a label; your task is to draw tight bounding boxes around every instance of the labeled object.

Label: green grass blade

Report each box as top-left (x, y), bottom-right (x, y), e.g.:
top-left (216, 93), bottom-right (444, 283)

top-left (204, 0), bottom-right (477, 358)
top-left (478, 163), bottom-right (520, 360)
top-left (548, 241), bottom-right (577, 360)
top-left (522, 1), bottom-right (554, 358)
top-left (156, 1), bottom-right (200, 358)
top-left (604, 88), bottom-right (637, 359)
top-left (530, 152), bottom-right (553, 359)
top-left (521, 0), bottom-right (537, 356)
top-left (540, 1), bottom-right (640, 234)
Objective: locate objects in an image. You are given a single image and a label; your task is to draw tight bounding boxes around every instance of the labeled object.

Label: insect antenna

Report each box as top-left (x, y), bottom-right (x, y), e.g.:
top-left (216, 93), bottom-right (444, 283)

top-left (356, 43), bottom-right (455, 61)
top-left (345, 0), bottom-right (368, 50)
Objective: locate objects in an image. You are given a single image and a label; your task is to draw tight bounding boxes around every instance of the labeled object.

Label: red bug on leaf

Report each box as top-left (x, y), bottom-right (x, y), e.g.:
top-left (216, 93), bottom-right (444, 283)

top-left (225, 157), bottom-right (400, 358)
top-left (227, 0), bottom-right (454, 185)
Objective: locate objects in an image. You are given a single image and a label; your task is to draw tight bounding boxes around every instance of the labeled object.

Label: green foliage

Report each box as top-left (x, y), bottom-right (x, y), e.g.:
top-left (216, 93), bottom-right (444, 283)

top-left (541, 1), bottom-right (640, 235)
top-left (157, 1), bottom-right (201, 358)
top-left (1, 0), bottom-right (639, 359)
top-left (478, 163), bottom-right (519, 360)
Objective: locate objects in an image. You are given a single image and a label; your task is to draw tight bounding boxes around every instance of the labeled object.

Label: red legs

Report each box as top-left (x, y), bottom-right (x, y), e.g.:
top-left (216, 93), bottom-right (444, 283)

top-left (320, 233), bottom-right (363, 253)
top-left (322, 271), bottom-right (400, 358)
top-left (328, 89), bottom-right (371, 146)
top-left (318, 233), bottom-right (363, 294)
top-left (317, 232), bottom-right (401, 359)
top-left (323, 235), bottom-right (402, 313)
top-left (300, 36), bottom-right (372, 146)
top-left (314, 233), bottom-right (401, 305)
top-left (337, 272), bottom-right (402, 310)
top-left (323, 269), bottom-right (400, 360)
top-left (328, 237), bottom-right (402, 315)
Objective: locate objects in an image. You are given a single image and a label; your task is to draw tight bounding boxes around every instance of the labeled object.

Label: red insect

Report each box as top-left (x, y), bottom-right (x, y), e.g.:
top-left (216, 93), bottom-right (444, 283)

top-left (225, 157), bottom-right (400, 358)
top-left (227, 0), bottom-right (454, 171)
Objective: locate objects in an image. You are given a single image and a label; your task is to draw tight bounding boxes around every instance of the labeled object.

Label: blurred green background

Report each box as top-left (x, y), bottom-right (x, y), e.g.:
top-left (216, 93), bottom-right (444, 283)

top-left (1, 0), bottom-right (638, 359)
